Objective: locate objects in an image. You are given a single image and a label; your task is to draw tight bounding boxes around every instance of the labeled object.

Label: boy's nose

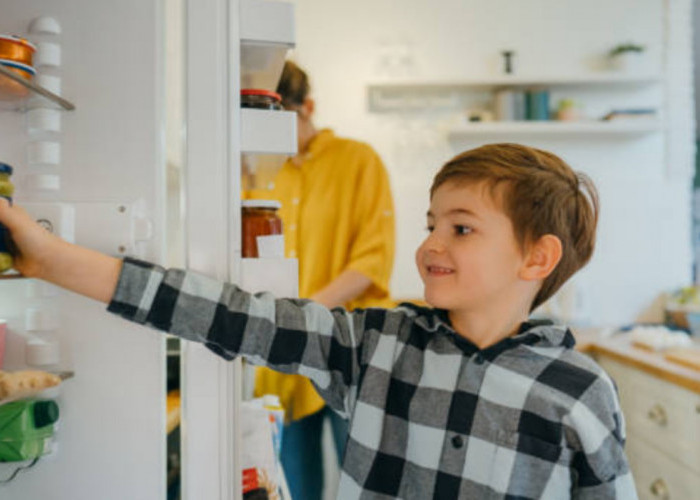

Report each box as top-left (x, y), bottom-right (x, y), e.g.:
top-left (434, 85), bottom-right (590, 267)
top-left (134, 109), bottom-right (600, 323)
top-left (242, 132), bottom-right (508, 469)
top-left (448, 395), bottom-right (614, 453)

top-left (423, 232), bottom-right (446, 253)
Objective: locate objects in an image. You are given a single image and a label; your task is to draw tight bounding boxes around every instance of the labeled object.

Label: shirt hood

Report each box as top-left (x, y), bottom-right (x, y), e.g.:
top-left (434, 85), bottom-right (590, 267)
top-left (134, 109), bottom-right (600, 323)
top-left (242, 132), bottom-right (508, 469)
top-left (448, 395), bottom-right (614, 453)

top-left (399, 302), bottom-right (576, 356)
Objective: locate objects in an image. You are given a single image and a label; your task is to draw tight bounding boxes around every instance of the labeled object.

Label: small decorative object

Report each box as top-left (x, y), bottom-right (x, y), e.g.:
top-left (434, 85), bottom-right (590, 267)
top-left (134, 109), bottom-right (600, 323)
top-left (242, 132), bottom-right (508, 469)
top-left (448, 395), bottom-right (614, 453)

top-left (467, 109), bottom-right (494, 122)
top-left (608, 42), bottom-right (645, 72)
top-left (500, 50), bottom-right (515, 74)
top-left (556, 99), bottom-right (579, 121)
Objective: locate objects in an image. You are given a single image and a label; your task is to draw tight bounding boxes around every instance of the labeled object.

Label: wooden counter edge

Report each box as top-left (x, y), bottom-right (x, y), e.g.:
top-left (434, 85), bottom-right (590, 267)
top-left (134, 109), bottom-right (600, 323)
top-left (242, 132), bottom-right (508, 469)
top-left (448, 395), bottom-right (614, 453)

top-left (575, 333), bottom-right (700, 395)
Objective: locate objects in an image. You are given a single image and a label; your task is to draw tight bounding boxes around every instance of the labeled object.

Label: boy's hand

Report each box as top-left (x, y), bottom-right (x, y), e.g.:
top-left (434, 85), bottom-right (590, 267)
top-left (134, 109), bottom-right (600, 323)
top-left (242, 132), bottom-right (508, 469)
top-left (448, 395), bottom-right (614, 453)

top-left (0, 198), bottom-right (60, 279)
top-left (0, 198), bottom-right (121, 303)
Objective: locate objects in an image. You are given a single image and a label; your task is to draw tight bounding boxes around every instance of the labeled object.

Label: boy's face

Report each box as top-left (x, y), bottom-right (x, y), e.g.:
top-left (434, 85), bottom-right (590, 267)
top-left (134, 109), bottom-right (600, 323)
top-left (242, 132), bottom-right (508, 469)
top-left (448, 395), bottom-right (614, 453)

top-left (416, 180), bottom-right (527, 313)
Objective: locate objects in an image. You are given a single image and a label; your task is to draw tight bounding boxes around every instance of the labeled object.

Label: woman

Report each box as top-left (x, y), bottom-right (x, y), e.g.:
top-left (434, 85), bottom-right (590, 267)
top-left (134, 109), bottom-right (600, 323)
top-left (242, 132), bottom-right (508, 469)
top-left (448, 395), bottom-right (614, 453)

top-left (252, 61), bottom-right (395, 500)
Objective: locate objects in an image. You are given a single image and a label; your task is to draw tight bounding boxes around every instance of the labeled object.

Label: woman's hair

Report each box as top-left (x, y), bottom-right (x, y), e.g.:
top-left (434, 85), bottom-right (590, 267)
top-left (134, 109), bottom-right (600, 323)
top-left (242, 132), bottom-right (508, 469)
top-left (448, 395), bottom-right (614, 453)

top-left (430, 143), bottom-right (599, 311)
top-left (276, 60), bottom-right (310, 109)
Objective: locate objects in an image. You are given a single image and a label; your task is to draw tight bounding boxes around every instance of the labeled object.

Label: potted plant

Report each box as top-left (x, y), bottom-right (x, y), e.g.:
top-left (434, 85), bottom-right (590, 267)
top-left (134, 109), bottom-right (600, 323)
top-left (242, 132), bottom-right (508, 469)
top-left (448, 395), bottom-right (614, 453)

top-left (555, 99), bottom-right (580, 121)
top-left (608, 42), bottom-right (646, 72)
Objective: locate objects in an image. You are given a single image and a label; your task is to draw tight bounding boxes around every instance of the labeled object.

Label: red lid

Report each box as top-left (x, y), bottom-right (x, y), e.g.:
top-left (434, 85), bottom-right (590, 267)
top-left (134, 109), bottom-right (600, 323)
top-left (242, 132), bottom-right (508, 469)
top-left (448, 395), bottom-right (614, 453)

top-left (241, 89), bottom-right (282, 101)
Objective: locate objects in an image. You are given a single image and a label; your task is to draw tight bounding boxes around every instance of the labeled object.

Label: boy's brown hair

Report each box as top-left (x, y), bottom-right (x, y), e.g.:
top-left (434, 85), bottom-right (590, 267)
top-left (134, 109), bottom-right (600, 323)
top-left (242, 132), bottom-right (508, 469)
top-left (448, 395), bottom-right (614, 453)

top-left (430, 143), bottom-right (599, 311)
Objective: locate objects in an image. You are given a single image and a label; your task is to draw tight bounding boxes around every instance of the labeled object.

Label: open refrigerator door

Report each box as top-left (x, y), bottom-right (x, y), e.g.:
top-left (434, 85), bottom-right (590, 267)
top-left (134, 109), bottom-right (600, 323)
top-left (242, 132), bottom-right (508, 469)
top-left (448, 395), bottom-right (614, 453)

top-left (0, 0), bottom-right (167, 497)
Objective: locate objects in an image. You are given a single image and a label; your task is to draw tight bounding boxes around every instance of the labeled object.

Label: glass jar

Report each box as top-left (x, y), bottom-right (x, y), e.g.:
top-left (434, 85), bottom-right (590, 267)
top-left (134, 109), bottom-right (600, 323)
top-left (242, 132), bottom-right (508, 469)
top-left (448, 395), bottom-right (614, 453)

top-left (241, 200), bottom-right (283, 258)
top-left (241, 89), bottom-right (283, 110)
top-left (0, 35), bottom-right (36, 66)
top-left (0, 163), bottom-right (14, 273)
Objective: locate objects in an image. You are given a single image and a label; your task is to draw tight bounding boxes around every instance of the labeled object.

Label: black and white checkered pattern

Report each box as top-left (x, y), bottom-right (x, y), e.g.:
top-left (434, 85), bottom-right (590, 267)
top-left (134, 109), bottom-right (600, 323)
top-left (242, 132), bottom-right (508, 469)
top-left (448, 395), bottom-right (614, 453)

top-left (109, 258), bottom-right (637, 499)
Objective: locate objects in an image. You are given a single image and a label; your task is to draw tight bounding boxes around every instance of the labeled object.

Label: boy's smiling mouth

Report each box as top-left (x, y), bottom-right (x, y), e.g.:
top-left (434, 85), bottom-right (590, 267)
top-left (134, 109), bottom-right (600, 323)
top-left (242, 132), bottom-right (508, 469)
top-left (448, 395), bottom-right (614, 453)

top-left (427, 265), bottom-right (454, 275)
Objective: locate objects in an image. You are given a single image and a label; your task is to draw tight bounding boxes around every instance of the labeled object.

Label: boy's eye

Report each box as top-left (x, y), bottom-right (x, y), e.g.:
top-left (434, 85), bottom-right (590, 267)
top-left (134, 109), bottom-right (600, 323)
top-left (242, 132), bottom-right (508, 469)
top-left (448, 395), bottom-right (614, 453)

top-left (425, 225), bottom-right (435, 233)
top-left (454, 225), bottom-right (472, 235)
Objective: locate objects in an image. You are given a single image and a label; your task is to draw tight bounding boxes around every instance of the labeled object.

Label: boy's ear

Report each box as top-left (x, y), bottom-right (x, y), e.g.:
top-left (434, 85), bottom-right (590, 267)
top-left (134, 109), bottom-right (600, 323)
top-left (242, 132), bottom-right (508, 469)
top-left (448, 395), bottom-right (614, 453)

top-left (519, 234), bottom-right (563, 281)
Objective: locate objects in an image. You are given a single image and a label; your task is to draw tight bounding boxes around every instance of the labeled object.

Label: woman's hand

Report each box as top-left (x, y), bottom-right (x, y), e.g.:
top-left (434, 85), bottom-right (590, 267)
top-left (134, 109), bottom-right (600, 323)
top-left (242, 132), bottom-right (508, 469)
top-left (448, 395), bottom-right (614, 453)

top-left (0, 198), bottom-right (62, 279)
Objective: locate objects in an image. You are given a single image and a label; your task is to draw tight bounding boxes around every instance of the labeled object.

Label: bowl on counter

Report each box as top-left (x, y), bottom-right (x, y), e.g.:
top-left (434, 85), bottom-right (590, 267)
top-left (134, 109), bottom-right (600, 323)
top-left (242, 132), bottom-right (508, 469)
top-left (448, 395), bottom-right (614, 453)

top-left (0, 35), bottom-right (36, 66)
top-left (665, 307), bottom-right (700, 336)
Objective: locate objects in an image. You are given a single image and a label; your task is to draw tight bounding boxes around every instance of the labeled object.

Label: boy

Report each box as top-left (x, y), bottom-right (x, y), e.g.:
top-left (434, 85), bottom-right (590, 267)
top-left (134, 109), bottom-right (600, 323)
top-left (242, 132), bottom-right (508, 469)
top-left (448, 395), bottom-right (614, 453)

top-left (0, 143), bottom-right (636, 499)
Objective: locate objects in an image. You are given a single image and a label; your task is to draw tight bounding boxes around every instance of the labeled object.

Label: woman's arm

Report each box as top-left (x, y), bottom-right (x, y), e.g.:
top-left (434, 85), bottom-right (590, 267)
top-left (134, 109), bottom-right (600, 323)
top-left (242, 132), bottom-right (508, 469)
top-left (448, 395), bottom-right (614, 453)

top-left (310, 269), bottom-right (371, 308)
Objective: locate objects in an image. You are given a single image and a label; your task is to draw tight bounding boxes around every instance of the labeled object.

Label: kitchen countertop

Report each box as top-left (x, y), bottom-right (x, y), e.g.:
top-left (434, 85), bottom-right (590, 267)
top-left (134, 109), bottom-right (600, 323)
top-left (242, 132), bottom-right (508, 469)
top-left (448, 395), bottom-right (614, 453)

top-left (573, 328), bottom-right (700, 394)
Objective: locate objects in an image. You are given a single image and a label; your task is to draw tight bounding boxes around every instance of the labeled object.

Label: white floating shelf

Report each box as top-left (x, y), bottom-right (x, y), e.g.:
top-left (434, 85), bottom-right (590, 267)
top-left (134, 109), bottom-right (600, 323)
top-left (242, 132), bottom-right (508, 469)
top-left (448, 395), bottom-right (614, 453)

top-left (241, 108), bottom-right (297, 154)
top-left (368, 74), bottom-right (662, 91)
top-left (447, 120), bottom-right (663, 138)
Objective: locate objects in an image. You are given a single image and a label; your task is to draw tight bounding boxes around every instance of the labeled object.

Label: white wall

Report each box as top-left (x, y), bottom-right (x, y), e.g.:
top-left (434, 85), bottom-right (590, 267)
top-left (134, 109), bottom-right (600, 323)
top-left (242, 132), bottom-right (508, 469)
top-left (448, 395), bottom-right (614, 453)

top-left (290, 0), bottom-right (695, 326)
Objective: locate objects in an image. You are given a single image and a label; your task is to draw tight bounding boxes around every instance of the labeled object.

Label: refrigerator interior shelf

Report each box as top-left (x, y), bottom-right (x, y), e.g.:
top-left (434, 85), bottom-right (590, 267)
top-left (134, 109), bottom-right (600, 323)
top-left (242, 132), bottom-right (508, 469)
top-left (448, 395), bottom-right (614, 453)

top-left (0, 272), bottom-right (26, 280)
top-left (0, 64), bottom-right (75, 111)
top-left (241, 108), bottom-right (297, 154)
top-left (240, 0), bottom-right (295, 91)
top-left (240, 0), bottom-right (295, 46)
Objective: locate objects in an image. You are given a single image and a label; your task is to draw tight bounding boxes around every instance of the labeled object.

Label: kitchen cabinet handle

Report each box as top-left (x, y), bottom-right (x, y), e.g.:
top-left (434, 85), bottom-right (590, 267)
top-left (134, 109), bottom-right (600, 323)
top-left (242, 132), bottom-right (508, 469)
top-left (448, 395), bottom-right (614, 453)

top-left (650, 478), bottom-right (669, 499)
top-left (647, 404), bottom-right (668, 426)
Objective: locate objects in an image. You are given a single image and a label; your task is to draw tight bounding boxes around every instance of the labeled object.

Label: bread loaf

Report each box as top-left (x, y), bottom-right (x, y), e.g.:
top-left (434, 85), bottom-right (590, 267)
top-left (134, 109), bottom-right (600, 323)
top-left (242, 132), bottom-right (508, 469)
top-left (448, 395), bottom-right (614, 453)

top-left (0, 370), bottom-right (61, 401)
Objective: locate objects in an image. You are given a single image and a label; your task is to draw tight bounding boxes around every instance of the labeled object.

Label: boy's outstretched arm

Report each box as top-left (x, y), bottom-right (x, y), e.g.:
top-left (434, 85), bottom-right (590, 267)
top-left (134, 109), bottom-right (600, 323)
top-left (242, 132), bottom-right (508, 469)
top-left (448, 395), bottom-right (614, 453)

top-left (0, 199), bottom-right (121, 303)
top-left (0, 199), bottom-right (372, 416)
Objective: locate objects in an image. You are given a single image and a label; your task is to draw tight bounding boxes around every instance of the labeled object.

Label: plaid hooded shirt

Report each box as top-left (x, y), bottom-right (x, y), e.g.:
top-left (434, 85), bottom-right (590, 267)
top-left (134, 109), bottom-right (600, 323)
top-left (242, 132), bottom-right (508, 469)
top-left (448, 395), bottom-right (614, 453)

top-left (108, 258), bottom-right (637, 499)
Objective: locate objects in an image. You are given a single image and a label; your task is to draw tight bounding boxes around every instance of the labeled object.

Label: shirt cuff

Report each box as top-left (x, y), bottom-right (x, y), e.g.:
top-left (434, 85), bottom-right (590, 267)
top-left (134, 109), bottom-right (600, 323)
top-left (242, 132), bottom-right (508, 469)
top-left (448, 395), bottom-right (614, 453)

top-left (107, 257), bottom-right (166, 324)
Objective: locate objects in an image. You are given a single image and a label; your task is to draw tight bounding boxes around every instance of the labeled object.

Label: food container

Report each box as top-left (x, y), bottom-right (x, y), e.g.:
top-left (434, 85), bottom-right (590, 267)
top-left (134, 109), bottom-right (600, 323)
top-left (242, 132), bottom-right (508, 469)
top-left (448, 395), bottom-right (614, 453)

top-left (0, 35), bottom-right (36, 66)
top-left (242, 200), bottom-right (283, 258)
top-left (241, 89), bottom-right (283, 110)
top-left (0, 163), bottom-right (14, 272)
top-left (0, 400), bottom-right (59, 462)
top-left (0, 59), bottom-right (36, 99)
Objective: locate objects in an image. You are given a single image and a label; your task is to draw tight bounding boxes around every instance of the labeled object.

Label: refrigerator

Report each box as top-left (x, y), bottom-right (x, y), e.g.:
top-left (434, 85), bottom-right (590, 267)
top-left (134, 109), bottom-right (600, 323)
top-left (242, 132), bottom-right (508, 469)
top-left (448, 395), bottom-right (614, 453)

top-left (0, 0), bottom-right (297, 498)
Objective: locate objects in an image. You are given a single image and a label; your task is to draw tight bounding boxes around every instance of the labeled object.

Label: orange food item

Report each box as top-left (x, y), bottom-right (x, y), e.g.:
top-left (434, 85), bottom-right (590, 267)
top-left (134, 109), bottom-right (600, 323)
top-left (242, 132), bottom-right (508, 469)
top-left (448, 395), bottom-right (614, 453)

top-left (242, 200), bottom-right (282, 258)
top-left (0, 35), bottom-right (36, 66)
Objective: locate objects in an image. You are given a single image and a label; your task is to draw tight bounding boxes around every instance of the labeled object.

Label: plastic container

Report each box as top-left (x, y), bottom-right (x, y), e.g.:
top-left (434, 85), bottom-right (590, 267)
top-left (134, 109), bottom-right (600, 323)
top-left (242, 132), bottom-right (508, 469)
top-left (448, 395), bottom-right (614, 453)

top-left (0, 399), bottom-right (59, 462)
top-left (0, 163), bottom-right (14, 273)
top-left (0, 59), bottom-right (36, 80)
top-left (241, 89), bottom-right (282, 110)
top-left (262, 394), bottom-right (284, 460)
top-left (0, 320), bottom-right (6, 370)
top-left (0, 59), bottom-right (36, 99)
top-left (0, 35), bottom-right (36, 66)
top-left (242, 200), bottom-right (283, 258)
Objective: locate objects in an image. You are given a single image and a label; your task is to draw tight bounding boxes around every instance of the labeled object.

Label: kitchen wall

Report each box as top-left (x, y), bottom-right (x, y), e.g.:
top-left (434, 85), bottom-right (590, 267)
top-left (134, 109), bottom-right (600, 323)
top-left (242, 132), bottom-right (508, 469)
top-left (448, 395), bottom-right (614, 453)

top-left (289, 0), bottom-right (695, 326)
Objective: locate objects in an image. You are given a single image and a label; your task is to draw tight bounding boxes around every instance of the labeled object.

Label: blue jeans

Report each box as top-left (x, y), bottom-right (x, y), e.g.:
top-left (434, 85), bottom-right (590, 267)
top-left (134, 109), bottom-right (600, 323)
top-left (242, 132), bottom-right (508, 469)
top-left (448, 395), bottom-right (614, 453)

top-left (280, 406), bottom-right (348, 500)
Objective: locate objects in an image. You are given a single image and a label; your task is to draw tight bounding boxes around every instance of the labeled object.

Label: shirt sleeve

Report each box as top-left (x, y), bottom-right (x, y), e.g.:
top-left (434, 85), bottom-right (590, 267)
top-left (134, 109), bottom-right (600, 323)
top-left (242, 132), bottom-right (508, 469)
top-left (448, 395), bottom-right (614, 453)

top-left (346, 148), bottom-right (395, 299)
top-left (107, 257), bottom-right (385, 417)
top-left (568, 374), bottom-right (638, 499)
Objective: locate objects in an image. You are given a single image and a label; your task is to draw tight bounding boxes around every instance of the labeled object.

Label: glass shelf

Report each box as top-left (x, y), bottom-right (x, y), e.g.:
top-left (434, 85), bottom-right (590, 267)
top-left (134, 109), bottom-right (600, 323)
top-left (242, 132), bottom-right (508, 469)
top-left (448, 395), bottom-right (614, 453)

top-left (0, 64), bottom-right (75, 111)
top-left (0, 272), bottom-right (25, 280)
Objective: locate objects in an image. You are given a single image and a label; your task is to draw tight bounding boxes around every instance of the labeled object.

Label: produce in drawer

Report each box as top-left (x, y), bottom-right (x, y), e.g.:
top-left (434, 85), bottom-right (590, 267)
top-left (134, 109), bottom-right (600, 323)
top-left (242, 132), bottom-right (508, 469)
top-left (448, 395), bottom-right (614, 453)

top-left (0, 370), bottom-right (61, 403)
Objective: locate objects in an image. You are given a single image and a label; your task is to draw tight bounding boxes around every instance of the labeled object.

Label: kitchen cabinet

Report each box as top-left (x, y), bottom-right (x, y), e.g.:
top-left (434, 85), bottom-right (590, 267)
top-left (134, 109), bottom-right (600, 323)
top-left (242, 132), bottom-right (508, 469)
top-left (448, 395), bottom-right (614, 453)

top-left (594, 350), bottom-right (700, 499)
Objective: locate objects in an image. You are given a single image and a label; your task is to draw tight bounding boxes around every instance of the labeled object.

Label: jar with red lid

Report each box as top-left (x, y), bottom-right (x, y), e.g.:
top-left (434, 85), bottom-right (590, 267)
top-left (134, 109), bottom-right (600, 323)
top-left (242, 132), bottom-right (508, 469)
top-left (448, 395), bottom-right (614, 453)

top-left (241, 89), bottom-right (283, 110)
top-left (242, 200), bottom-right (283, 258)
